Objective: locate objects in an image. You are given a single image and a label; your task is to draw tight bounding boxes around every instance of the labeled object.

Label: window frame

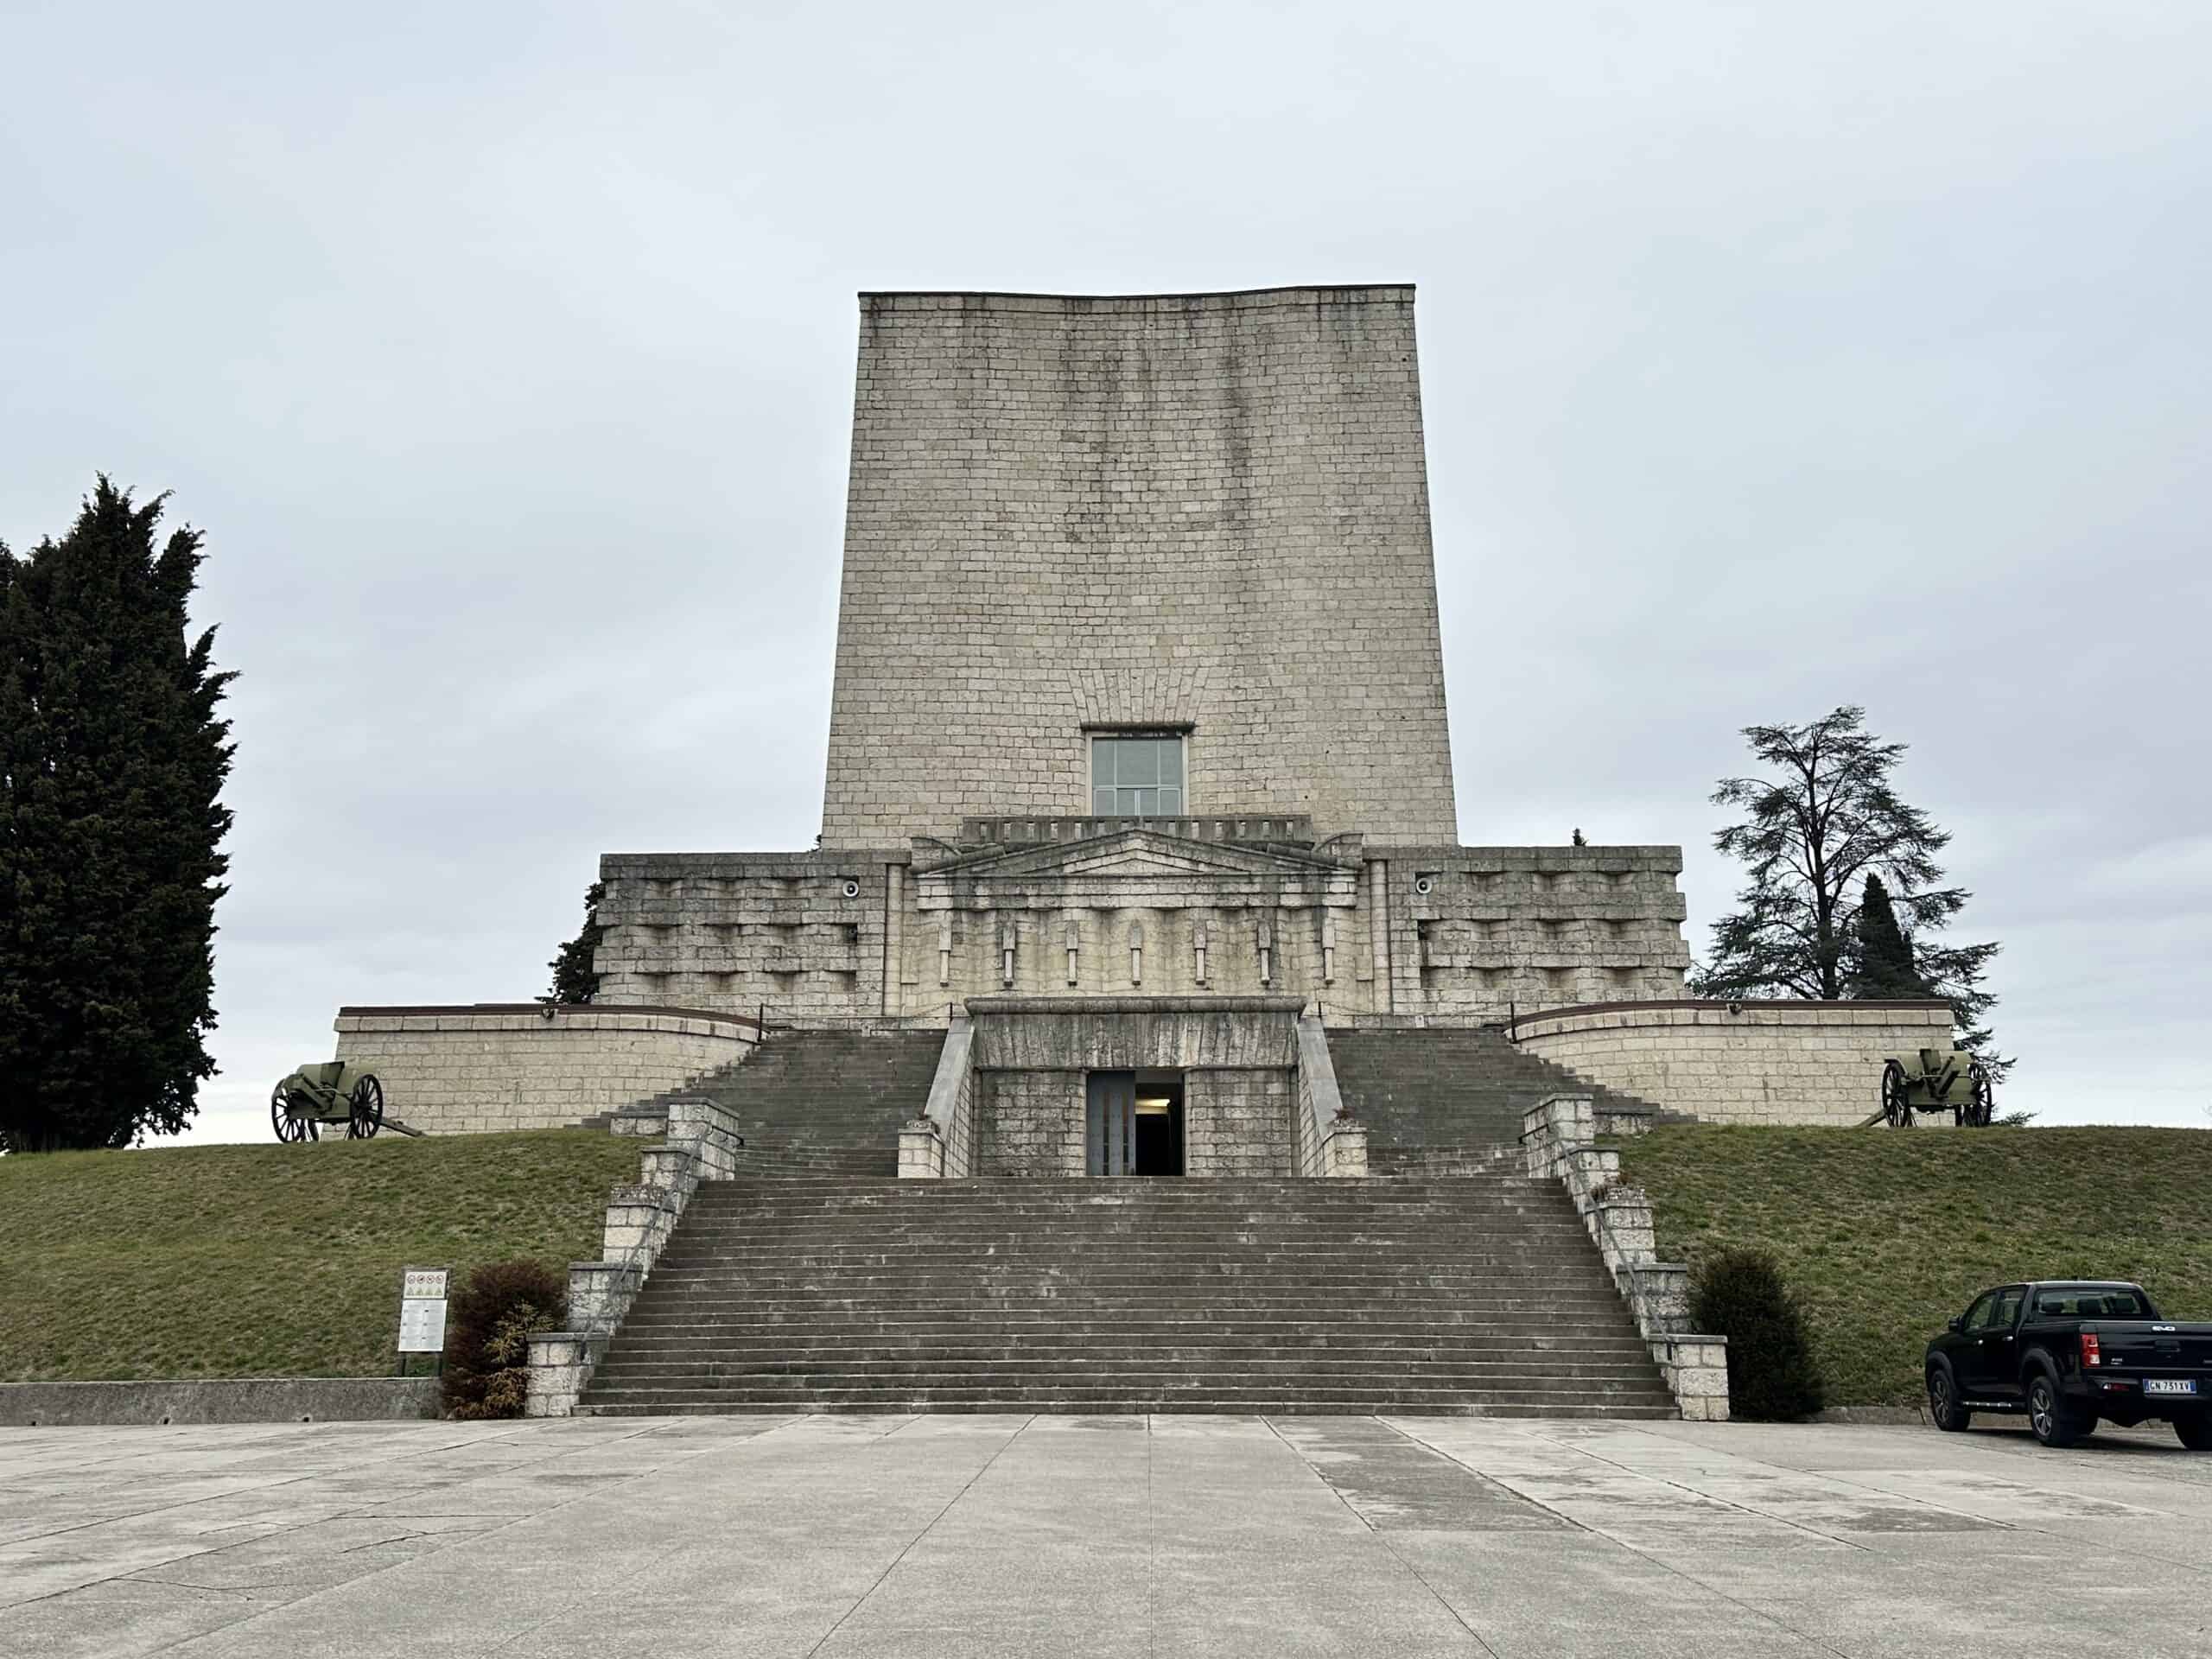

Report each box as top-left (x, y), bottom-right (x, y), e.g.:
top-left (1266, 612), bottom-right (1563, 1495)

top-left (1085, 728), bottom-right (1191, 819)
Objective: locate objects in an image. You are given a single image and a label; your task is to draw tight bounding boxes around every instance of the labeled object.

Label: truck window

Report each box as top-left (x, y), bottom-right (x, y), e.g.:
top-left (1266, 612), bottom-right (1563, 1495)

top-left (1965, 1291), bottom-right (2019, 1332)
top-left (2032, 1287), bottom-right (2153, 1319)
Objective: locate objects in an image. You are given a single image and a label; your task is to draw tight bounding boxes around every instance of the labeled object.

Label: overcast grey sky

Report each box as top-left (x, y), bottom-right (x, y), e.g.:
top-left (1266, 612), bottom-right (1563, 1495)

top-left (4, 1), bottom-right (2206, 1141)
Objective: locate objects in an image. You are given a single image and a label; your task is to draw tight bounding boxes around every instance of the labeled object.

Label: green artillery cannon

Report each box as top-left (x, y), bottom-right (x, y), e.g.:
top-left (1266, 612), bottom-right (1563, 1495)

top-left (270, 1061), bottom-right (385, 1142)
top-left (1879, 1047), bottom-right (1993, 1128)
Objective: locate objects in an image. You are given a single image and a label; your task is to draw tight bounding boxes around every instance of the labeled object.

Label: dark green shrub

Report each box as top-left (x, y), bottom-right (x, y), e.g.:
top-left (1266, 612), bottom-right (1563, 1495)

top-left (1691, 1248), bottom-right (1826, 1421)
top-left (442, 1259), bottom-right (567, 1420)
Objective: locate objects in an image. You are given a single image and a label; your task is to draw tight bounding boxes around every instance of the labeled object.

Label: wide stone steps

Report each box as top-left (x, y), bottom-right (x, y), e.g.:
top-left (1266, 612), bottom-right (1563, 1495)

top-left (588, 1362), bottom-right (1663, 1389)
top-left (580, 1392), bottom-right (1676, 1418)
top-left (1328, 1027), bottom-right (1667, 1155)
top-left (594, 1332), bottom-right (1656, 1357)
top-left (615, 1030), bottom-right (945, 1177)
top-left (576, 1170), bottom-right (1671, 1418)
top-left (608, 1315), bottom-right (1651, 1338)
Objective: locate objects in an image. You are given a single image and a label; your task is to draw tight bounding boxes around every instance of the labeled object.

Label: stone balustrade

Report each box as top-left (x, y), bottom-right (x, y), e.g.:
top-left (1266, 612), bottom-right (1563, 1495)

top-left (952, 814), bottom-right (1319, 849)
top-left (524, 1093), bottom-right (746, 1417)
top-left (1521, 1093), bottom-right (1729, 1421)
top-left (900, 1010), bottom-right (977, 1179)
top-left (1294, 1014), bottom-right (1366, 1178)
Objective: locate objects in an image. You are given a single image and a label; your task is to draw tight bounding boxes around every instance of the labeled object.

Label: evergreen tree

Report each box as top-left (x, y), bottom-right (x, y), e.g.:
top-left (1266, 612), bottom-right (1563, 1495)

top-left (1690, 1249), bottom-right (1826, 1421)
top-left (1689, 706), bottom-right (2004, 1071)
top-left (545, 880), bottom-right (604, 1004)
top-left (1850, 874), bottom-right (1927, 999)
top-left (0, 481), bottom-right (235, 1152)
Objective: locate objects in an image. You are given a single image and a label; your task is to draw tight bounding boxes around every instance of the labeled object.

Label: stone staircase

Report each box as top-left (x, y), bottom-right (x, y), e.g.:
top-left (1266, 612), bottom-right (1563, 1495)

top-left (574, 1173), bottom-right (1675, 1416)
top-left (613, 1029), bottom-right (945, 1177)
top-left (1329, 1027), bottom-right (1669, 1175)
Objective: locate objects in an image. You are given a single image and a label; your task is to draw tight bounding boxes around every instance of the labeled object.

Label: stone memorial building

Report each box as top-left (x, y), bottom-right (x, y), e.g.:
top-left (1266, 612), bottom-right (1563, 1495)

top-left (332, 284), bottom-right (1953, 1419)
top-left (338, 284), bottom-right (1946, 1154)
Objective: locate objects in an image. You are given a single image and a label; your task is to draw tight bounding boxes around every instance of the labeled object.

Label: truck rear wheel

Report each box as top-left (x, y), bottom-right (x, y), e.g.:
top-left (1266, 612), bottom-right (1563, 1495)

top-left (2027, 1372), bottom-right (2093, 1448)
top-left (2177, 1417), bottom-right (2212, 1452)
top-left (1928, 1365), bottom-right (1972, 1432)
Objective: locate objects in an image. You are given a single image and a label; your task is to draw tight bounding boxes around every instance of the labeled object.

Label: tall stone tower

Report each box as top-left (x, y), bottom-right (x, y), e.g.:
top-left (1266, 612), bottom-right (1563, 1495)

top-left (818, 286), bottom-right (1459, 848)
top-left (585, 284), bottom-right (1690, 1033)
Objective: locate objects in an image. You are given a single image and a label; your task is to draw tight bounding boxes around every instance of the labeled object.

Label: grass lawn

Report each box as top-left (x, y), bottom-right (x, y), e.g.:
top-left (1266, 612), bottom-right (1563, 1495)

top-left (0, 1129), bottom-right (645, 1382)
top-left (1613, 1125), bottom-right (2212, 1407)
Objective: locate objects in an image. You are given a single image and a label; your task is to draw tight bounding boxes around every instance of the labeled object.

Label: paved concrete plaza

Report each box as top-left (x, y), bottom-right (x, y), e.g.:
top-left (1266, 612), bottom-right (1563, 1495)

top-left (3, 1414), bottom-right (2208, 1657)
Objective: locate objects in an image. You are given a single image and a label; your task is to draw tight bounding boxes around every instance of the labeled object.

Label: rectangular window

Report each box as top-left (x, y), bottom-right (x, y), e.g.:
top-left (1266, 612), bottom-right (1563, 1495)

top-left (1090, 734), bottom-right (1185, 817)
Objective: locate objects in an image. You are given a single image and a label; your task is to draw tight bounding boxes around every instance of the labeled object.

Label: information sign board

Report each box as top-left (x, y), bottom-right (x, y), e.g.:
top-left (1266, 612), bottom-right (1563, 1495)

top-left (397, 1265), bottom-right (450, 1355)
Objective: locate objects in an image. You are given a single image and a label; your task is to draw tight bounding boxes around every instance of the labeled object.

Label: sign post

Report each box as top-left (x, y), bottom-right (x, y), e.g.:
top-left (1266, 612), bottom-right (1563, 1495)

top-left (397, 1267), bottom-right (449, 1376)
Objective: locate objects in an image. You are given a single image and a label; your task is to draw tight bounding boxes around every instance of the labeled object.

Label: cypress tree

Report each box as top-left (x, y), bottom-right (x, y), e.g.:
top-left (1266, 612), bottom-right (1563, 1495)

top-left (1851, 873), bottom-right (1927, 999)
top-left (546, 880), bottom-right (605, 1005)
top-left (0, 481), bottom-right (235, 1152)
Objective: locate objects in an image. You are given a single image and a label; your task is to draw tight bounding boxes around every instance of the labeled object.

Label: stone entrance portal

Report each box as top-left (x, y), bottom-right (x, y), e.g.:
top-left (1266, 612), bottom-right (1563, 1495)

top-left (1085, 1069), bottom-right (1186, 1176)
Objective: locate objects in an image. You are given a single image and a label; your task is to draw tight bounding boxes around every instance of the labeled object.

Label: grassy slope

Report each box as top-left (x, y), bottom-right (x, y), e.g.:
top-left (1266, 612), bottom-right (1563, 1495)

top-left (1613, 1126), bottom-right (2212, 1407)
top-left (0, 1129), bottom-right (643, 1382)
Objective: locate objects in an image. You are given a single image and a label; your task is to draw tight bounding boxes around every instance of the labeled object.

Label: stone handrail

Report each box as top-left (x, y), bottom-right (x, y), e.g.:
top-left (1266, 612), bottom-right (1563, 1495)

top-left (1521, 1093), bottom-right (1728, 1421)
top-left (899, 1009), bottom-right (976, 1179)
top-left (1294, 1014), bottom-right (1366, 1178)
top-left (524, 1094), bottom-right (746, 1416)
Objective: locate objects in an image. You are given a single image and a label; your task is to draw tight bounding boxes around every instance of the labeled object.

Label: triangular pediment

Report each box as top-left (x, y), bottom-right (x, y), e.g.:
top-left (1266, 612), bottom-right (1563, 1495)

top-left (918, 828), bottom-right (1346, 884)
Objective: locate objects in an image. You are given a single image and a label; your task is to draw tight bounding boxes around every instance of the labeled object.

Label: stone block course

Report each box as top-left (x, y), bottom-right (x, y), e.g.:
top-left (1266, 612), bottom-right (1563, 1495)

top-left (1516, 1000), bottom-right (1955, 1126)
top-left (331, 1005), bottom-right (758, 1134)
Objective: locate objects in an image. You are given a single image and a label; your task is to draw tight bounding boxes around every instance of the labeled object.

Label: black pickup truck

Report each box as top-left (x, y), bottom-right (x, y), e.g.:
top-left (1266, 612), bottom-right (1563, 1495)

top-left (1925, 1281), bottom-right (2212, 1448)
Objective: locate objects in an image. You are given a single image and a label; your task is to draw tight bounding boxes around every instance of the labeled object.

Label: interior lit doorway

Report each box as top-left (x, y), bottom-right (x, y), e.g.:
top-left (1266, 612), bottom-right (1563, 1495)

top-left (1085, 1070), bottom-right (1185, 1176)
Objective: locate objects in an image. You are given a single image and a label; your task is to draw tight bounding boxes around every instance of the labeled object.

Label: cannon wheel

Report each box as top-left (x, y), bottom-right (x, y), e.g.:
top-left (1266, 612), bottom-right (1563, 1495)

top-left (270, 1083), bottom-right (316, 1144)
top-left (1966, 1061), bottom-right (1994, 1128)
top-left (1880, 1058), bottom-right (1913, 1128)
top-left (347, 1074), bottom-right (385, 1140)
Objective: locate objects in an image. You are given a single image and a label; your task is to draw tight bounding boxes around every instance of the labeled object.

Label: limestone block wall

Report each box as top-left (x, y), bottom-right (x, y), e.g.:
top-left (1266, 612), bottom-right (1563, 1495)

top-left (1369, 846), bottom-right (1692, 1022)
top-left (976, 1071), bottom-right (1084, 1176)
top-left (591, 852), bottom-right (893, 1024)
top-left (1513, 1000), bottom-right (1955, 1126)
top-left (1186, 1071), bottom-right (1294, 1177)
top-left (332, 1005), bottom-right (759, 1134)
top-left (588, 842), bottom-right (1694, 1028)
top-left (820, 286), bottom-right (1459, 848)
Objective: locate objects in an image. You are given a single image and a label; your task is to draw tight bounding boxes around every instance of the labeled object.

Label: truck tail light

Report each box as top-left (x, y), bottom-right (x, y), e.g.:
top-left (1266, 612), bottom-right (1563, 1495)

top-left (2081, 1332), bottom-right (2101, 1368)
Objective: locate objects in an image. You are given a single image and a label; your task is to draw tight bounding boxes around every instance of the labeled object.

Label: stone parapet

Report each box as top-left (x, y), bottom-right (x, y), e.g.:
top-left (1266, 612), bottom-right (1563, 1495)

top-left (1521, 1092), bottom-right (1728, 1422)
top-left (1513, 998), bottom-right (1955, 1126)
top-left (954, 814), bottom-right (1316, 850)
top-left (330, 1003), bottom-right (759, 1134)
top-left (523, 1332), bottom-right (604, 1418)
top-left (524, 1094), bottom-right (745, 1418)
top-left (1294, 1013), bottom-right (1365, 1178)
top-left (902, 1010), bottom-right (977, 1179)
top-left (0, 1376), bottom-right (441, 1427)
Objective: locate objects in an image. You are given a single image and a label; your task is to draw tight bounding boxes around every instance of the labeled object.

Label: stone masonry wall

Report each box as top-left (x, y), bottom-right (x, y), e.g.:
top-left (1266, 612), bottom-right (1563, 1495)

top-left (976, 1071), bottom-right (1084, 1177)
top-left (332, 1006), bottom-right (758, 1134)
top-left (1372, 845), bottom-right (1690, 1020)
top-left (1515, 1000), bottom-right (1956, 1126)
top-left (819, 287), bottom-right (1459, 848)
top-left (1185, 1071), bottom-right (1294, 1176)
top-left (594, 842), bottom-right (1693, 1027)
top-left (592, 852), bottom-right (896, 1024)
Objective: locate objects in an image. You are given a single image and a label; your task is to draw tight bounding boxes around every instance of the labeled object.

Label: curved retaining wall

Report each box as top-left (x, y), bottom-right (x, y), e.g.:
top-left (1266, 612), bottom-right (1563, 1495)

top-left (1512, 999), bottom-right (1955, 1127)
top-left (331, 1004), bottom-right (760, 1134)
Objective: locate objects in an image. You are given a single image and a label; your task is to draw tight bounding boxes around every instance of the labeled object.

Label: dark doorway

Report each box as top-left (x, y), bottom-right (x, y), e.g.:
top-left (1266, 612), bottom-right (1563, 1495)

top-left (1086, 1070), bottom-right (1185, 1175)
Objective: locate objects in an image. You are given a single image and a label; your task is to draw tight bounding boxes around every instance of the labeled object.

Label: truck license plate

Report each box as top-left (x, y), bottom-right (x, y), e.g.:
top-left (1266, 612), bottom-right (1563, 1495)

top-left (2144, 1379), bottom-right (2198, 1395)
